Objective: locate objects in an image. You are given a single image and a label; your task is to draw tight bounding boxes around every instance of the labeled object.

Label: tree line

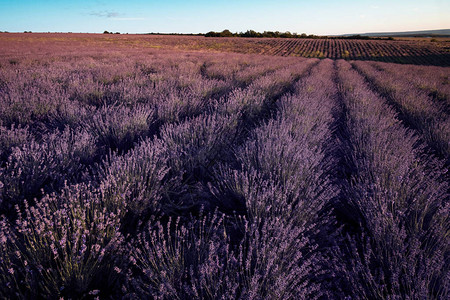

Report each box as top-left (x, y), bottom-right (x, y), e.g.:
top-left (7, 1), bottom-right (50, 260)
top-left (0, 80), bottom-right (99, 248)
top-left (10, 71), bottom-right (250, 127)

top-left (205, 29), bottom-right (394, 40)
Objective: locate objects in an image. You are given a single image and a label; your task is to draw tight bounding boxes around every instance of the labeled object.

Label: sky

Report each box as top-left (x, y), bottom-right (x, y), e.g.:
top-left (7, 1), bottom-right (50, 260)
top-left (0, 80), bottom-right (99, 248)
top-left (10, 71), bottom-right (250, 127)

top-left (0, 0), bottom-right (449, 35)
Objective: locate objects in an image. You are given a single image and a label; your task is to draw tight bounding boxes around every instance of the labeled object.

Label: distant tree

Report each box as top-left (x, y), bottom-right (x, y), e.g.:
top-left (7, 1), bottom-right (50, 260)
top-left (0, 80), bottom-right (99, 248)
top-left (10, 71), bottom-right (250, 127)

top-left (205, 31), bottom-right (219, 37)
top-left (103, 30), bottom-right (110, 34)
top-left (263, 31), bottom-right (276, 38)
top-left (242, 30), bottom-right (259, 37)
top-left (280, 31), bottom-right (292, 38)
top-left (220, 29), bottom-right (234, 37)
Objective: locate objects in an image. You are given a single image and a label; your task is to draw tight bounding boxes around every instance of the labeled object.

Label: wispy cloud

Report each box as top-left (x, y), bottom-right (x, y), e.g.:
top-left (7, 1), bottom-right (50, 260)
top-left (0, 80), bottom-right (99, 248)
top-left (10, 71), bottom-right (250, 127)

top-left (90, 11), bottom-right (122, 18)
top-left (89, 10), bottom-right (144, 21)
top-left (370, 5), bottom-right (379, 9)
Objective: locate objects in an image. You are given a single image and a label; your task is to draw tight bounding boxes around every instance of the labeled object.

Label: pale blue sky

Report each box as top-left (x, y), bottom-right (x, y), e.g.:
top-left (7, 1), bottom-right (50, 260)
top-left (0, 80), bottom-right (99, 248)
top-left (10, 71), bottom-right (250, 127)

top-left (0, 0), bottom-right (449, 35)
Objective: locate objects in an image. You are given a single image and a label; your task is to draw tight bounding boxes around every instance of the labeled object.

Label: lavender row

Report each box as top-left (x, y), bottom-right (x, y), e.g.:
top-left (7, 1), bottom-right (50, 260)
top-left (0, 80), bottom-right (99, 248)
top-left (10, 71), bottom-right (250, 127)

top-left (217, 58), bottom-right (338, 222)
top-left (367, 61), bottom-right (450, 111)
top-left (352, 61), bottom-right (450, 161)
top-left (200, 59), bottom-right (339, 298)
top-left (335, 60), bottom-right (449, 299)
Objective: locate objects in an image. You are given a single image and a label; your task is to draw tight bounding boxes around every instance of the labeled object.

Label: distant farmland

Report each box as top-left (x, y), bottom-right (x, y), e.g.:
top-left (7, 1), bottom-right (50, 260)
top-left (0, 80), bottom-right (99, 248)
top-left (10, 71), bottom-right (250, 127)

top-left (1, 32), bottom-right (449, 66)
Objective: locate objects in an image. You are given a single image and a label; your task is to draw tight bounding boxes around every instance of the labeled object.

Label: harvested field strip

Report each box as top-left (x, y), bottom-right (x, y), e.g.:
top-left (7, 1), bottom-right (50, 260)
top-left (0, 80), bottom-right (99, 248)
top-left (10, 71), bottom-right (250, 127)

top-left (1, 33), bottom-right (449, 66)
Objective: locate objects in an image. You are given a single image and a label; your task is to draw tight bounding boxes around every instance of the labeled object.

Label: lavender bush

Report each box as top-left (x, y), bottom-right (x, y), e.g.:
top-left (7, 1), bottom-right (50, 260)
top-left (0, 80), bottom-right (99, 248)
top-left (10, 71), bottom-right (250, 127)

top-left (0, 127), bottom-right (96, 213)
top-left (0, 183), bottom-right (124, 299)
top-left (84, 103), bottom-right (156, 153)
top-left (98, 137), bottom-right (176, 223)
top-left (0, 124), bottom-right (32, 162)
top-left (124, 211), bottom-right (238, 299)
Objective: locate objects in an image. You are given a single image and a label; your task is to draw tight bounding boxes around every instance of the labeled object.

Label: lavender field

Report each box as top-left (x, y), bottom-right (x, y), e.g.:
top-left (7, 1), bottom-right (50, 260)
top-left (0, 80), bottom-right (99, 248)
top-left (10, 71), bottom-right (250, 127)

top-left (0, 41), bottom-right (449, 299)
